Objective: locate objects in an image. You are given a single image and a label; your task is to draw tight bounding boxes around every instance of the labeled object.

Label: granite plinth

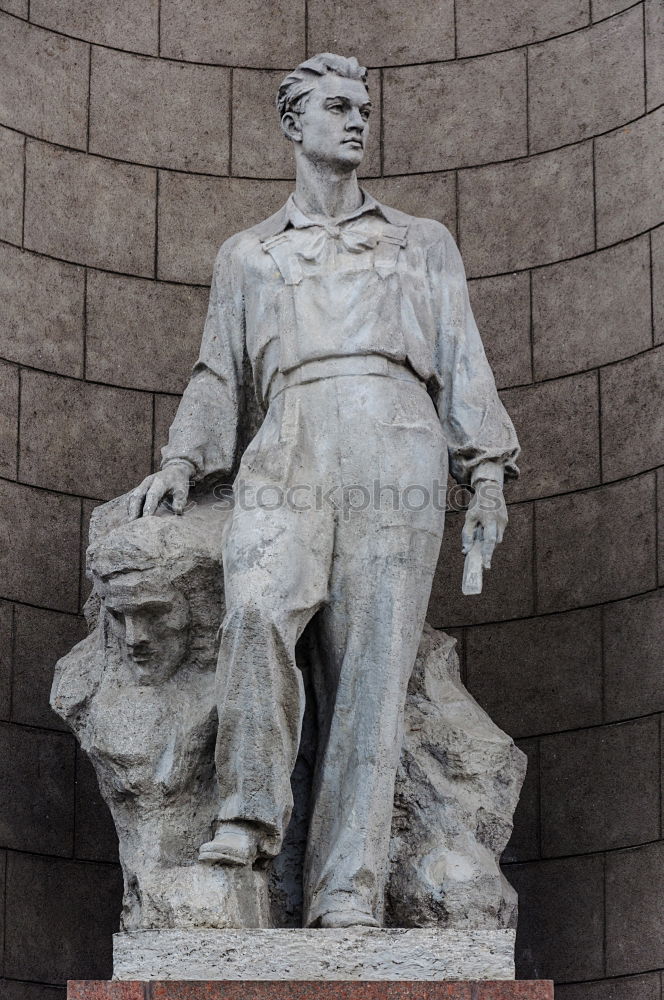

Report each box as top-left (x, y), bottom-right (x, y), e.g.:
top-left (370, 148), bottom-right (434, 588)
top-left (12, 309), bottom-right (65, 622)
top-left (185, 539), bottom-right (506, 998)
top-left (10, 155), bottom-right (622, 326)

top-left (112, 929), bottom-right (516, 982)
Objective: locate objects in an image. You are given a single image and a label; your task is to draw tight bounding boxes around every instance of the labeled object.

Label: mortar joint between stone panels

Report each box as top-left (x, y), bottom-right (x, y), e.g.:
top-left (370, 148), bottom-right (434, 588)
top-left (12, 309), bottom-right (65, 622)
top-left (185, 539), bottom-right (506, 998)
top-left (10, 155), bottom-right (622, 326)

top-left (20, 134), bottom-right (26, 249)
top-left (597, 366), bottom-right (604, 483)
top-left (525, 45), bottom-right (531, 157)
top-left (154, 169), bottom-right (160, 279)
top-left (86, 43), bottom-right (92, 153)
top-left (228, 68), bottom-right (234, 178)
top-left (650, 232), bottom-right (656, 346)
top-left (15, 366), bottom-right (22, 482)
top-left (592, 137), bottom-right (598, 251)
top-left (150, 393), bottom-right (157, 475)
top-left (453, 0), bottom-right (458, 59)
top-left (643, 0), bottom-right (648, 113)
top-left (82, 267), bottom-right (88, 380)
top-left (379, 67), bottom-right (385, 178)
top-left (157, 0), bottom-right (161, 58)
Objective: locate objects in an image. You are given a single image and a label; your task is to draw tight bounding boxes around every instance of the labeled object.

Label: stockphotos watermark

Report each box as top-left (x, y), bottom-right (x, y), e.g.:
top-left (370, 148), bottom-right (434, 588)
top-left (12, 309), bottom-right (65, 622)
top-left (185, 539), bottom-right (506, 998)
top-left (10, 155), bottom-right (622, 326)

top-left (163, 478), bottom-right (504, 518)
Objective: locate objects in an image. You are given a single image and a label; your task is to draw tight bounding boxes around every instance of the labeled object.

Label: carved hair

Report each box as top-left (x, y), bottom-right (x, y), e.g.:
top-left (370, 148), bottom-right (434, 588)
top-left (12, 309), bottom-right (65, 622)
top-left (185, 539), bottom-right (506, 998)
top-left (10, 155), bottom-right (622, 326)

top-left (277, 52), bottom-right (368, 122)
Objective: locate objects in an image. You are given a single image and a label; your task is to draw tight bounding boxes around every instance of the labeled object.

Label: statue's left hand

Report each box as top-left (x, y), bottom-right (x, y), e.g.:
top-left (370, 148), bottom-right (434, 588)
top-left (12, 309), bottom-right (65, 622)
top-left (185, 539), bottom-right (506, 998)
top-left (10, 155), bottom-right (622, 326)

top-left (128, 462), bottom-right (192, 519)
top-left (461, 480), bottom-right (508, 570)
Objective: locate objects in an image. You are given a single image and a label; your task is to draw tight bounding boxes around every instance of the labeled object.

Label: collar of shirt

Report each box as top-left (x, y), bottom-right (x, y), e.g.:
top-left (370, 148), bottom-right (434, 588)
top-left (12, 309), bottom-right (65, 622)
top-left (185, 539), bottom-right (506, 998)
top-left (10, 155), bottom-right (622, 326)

top-left (252, 189), bottom-right (405, 241)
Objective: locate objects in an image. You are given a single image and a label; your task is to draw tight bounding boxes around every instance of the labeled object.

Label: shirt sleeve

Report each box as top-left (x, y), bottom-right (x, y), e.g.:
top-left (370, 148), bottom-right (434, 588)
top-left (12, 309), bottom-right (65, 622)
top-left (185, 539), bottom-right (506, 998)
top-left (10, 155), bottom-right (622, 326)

top-left (429, 226), bottom-right (520, 487)
top-left (160, 237), bottom-right (245, 481)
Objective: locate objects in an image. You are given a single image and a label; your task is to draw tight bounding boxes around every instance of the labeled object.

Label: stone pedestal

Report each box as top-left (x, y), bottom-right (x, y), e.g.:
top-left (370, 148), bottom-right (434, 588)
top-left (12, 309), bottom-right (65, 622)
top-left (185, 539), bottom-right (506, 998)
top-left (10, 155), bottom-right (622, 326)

top-left (68, 981), bottom-right (554, 1000)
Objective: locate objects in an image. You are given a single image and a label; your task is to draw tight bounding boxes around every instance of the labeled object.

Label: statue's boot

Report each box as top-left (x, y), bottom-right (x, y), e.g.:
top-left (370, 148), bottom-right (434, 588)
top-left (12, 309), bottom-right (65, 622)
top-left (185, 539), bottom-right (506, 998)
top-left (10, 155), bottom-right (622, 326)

top-left (198, 821), bottom-right (260, 865)
top-left (317, 907), bottom-right (379, 929)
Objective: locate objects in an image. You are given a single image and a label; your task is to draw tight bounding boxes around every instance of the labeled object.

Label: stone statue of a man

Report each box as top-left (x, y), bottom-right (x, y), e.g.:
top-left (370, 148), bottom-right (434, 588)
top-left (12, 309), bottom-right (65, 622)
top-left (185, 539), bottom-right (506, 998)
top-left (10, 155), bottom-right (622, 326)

top-left (130, 53), bottom-right (520, 932)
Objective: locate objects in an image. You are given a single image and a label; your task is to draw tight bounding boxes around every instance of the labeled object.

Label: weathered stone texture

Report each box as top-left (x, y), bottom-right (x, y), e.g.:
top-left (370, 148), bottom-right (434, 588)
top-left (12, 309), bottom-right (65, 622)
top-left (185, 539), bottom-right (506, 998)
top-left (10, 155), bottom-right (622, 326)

top-left (540, 718), bottom-right (660, 856)
top-left (458, 143), bottom-right (594, 275)
top-left (0, 125), bottom-right (24, 245)
top-left (592, 0), bottom-right (639, 20)
top-left (0, 722), bottom-right (75, 856)
top-left (157, 174), bottom-right (291, 283)
top-left (0, 479), bottom-right (80, 612)
top-left (0, 601), bottom-right (12, 720)
top-left (595, 107), bottom-right (664, 247)
top-left (654, 226), bottom-right (664, 344)
top-left (307, 0), bottom-right (455, 65)
top-left (467, 273), bottom-right (532, 389)
top-left (24, 142), bottom-right (156, 276)
top-left (659, 467), bottom-right (664, 585)
top-left (532, 237), bottom-right (652, 379)
top-left (535, 474), bottom-right (656, 612)
top-left (365, 173), bottom-right (457, 236)
top-left (0, 14), bottom-right (88, 149)
top-left (501, 372), bottom-right (600, 501)
top-left (85, 271), bottom-right (208, 393)
top-left (466, 609), bottom-right (602, 739)
top-left (0, 0), bottom-right (28, 15)
top-left (646, 0), bottom-right (664, 110)
top-left (502, 739), bottom-right (539, 864)
top-left (528, 8), bottom-right (644, 152)
top-left (0, 361), bottom-right (18, 479)
top-left (74, 748), bottom-right (119, 864)
top-left (153, 395), bottom-right (182, 471)
top-left (159, 0), bottom-right (306, 67)
top-left (29, 0), bottom-right (159, 54)
top-left (601, 347), bottom-right (664, 480)
top-left (383, 52), bottom-right (527, 174)
top-left (603, 589), bottom-right (664, 721)
top-left (605, 841), bottom-right (664, 976)
top-left (456, 0), bottom-right (589, 56)
top-left (19, 371), bottom-right (153, 500)
top-left (556, 974), bottom-right (661, 1000)
top-left (0, 243), bottom-right (85, 376)
top-left (89, 50), bottom-right (231, 175)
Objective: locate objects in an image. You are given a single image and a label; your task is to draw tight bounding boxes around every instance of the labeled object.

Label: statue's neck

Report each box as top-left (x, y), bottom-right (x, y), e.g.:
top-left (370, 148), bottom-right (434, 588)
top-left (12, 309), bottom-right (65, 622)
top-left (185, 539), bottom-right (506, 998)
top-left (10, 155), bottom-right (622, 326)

top-left (293, 156), bottom-right (363, 223)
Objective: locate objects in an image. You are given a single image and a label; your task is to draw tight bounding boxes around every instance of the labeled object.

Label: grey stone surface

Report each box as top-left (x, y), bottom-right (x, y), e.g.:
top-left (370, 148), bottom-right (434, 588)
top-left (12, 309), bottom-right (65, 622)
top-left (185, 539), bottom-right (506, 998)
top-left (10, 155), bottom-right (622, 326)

top-left (113, 927), bottom-right (516, 981)
top-left (600, 346), bottom-right (664, 480)
top-left (592, 0), bottom-right (638, 20)
top-left (85, 271), bottom-right (208, 394)
top-left (19, 370), bottom-right (153, 500)
top-left (159, 0), bottom-right (306, 67)
top-left (153, 395), bottom-right (182, 471)
top-left (604, 589), bottom-right (664, 721)
top-left (4, 851), bottom-right (121, 984)
top-left (540, 718), bottom-right (660, 856)
top-left (30, 0), bottom-right (159, 54)
top-left (501, 372), bottom-right (600, 501)
top-left (0, 601), bottom-right (12, 720)
top-left (0, 14), bottom-right (88, 149)
top-left (0, 479), bottom-right (80, 612)
top-left (659, 467), bottom-right (664, 585)
top-left (0, 361), bottom-right (18, 479)
top-left (89, 50), bottom-right (231, 174)
top-left (384, 52), bottom-right (527, 173)
top-left (467, 273), bottom-right (532, 389)
top-left (0, 982), bottom-right (65, 1000)
top-left (157, 174), bottom-right (291, 283)
top-left (606, 841), bottom-right (664, 976)
top-left (654, 226), bottom-right (664, 344)
top-left (556, 974), bottom-right (662, 1000)
top-left (466, 608), bottom-right (602, 739)
top-left (532, 236), bottom-right (652, 379)
top-left (308, 0), bottom-right (455, 65)
top-left (0, 0), bottom-right (28, 16)
top-left (0, 722), bottom-right (75, 856)
top-left (535, 474), bottom-right (657, 613)
top-left (74, 747), bottom-right (119, 864)
top-left (0, 125), bottom-right (24, 246)
top-left (528, 8), bottom-right (644, 152)
top-left (646, 0), bottom-right (664, 110)
top-left (24, 141), bottom-right (156, 276)
top-left (508, 855), bottom-right (605, 982)
top-left (595, 106), bottom-right (664, 247)
top-left (365, 173), bottom-right (457, 236)
top-left (456, 0), bottom-right (589, 56)
top-left (0, 243), bottom-right (85, 377)
top-left (502, 738), bottom-right (539, 864)
top-left (458, 143), bottom-right (594, 276)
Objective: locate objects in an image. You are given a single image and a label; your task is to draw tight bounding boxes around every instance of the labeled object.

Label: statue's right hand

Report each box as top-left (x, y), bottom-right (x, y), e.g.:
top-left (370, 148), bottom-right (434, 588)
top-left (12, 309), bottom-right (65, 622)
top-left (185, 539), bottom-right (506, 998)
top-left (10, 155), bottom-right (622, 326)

top-left (128, 462), bottom-right (192, 519)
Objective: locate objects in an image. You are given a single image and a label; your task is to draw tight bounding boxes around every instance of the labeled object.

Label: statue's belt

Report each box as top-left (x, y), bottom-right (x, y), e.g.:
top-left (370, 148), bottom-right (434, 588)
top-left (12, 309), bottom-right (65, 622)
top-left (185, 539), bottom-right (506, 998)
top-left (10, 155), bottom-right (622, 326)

top-left (268, 355), bottom-right (423, 403)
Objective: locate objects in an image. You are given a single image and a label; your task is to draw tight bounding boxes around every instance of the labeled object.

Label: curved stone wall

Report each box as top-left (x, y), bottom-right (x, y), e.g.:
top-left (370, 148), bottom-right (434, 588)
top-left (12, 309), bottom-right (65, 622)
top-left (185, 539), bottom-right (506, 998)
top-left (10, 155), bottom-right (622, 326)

top-left (0, 2), bottom-right (662, 995)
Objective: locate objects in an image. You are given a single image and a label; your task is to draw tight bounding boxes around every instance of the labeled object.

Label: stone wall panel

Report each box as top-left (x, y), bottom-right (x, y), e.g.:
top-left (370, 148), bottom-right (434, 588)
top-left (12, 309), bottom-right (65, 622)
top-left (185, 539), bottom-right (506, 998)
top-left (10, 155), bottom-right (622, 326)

top-left (0, 15), bottom-right (88, 149)
top-left (364, 173), bottom-right (457, 235)
top-left (466, 608), bottom-right (603, 739)
top-left (157, 173), bottom-right (292, 283)
top-left (85, 271), bottom-right (208, 393)
top-left (467, 273), bottom-right (532, 389)
top-left (75, 748), bottom-right (119, 864)
top-left (456, 0), bottom-right (589, 56)
top-left (153, 394), bottom-right (182, 471)
top-left (535, 474), bottom-right (657, 612)
top-left (0, 125), bottom-right (24, 246)
top-left (601, 347), bottom-right (664, 480)
top-left (646, 0), bottom-right (664, 109)
top-left (0, 480), bottom-right (80, 612)
top-left (501, 372), bottom-right (601, 501)
top-left (654, 226), bottom-right (664, 343)
top-left (606, 841), bottom-right (664, 976)
top-left (0, 362), bottom-right (18, 478)
top-left (0, 722), bottom-right (75, 856)
top-left (528, 8), bottom-right (644, 152)
top-left (89, 49), bottom-right (231, 175)
top-left (19, 370), bottom-right (153, 500)
top-left (502, 738), bottom-right (540, 863)
top-left (3, 852), bottom-right (122, 984)
top-left (159, 0), bottom-right (306, 68)
top-left (0, 0), bottom-right (27, 15)
top-left (29, 0), bottom-right (159, 54)
top-left (458, 143), bottom-right (595, 276)
top-left (595, 107), bottom-right (664, 247)
top-left (556, 973), bottom-right (662, 999)
top-left (383, 52), bottom-right (527, 174)
top-left (592, 0), bottom-right (641, 19)
top-left (307, 0), bottom-right (455, 65)
top-left (659, 468), bottom-right (664, 585)
top-left (0, 243), bottom-right (85, 377)
top-left (24, 142), bottom-right (156, 276)
top-left (540, 718), bottom-right (660, 856)
top-left (0, 981), bottom-right (65, 1000)
top-left (603, 589), bottom-right (664, 720)
top-left (0, 602), bottom-right (12, 720)
top-left (532, 237), bottom-right (652, 380)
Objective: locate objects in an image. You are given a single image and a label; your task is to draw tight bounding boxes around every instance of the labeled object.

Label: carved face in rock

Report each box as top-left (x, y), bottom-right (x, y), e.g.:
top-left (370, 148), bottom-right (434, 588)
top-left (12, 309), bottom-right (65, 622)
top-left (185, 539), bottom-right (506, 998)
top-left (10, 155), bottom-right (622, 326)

top-left (288, 73), bottom-right (372, 172)
top-left (100, 571), bottom-right (190, 685)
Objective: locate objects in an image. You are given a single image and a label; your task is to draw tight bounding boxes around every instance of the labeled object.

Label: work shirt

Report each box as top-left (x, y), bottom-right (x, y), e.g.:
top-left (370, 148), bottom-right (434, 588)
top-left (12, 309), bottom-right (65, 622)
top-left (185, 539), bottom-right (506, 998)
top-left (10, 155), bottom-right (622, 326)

top-left (161, 191), bottom-right (520, 486)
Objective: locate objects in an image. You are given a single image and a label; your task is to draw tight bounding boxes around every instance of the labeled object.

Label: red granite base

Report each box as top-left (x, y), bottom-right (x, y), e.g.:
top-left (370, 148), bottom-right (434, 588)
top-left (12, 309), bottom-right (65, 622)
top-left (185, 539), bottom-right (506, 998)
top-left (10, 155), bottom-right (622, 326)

top-left (68, 981), bottom-right (553, 1000)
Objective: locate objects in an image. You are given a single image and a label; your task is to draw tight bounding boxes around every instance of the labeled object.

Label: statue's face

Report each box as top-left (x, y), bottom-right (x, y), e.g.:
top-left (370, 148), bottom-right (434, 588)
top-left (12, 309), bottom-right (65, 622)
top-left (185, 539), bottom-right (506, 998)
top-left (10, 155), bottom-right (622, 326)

top-left (297, 73), bottom-right (371, 170)
top-left (101, 575), bottom-right (190, 685)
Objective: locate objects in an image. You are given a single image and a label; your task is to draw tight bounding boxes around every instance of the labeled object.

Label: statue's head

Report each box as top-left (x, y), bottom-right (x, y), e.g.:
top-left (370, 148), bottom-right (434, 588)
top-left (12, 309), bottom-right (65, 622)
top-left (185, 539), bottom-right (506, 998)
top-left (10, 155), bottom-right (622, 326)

top-left (277, 53), bottom-right (371, 172)
top-left (87, 515), bottom-right (223, 685)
